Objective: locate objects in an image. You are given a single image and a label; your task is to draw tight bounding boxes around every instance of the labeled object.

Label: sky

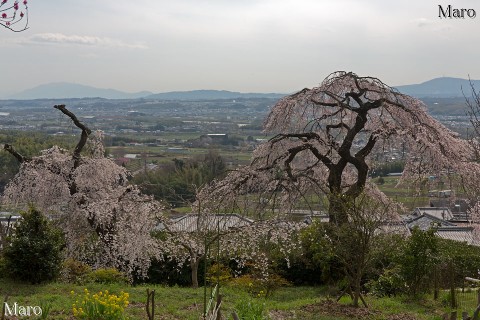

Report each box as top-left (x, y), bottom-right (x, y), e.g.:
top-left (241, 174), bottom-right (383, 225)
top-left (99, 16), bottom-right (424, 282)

top-left (1, 0), bottom-right (480, 96)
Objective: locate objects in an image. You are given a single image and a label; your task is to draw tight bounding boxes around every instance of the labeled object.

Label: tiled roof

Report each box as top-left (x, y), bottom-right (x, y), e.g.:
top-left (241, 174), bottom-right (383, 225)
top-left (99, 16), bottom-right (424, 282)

top-left (435, 227), bottom-right (480, 246)
top-left (377, 221), bottom-right (411, 236)
top-left (413, 207), bottom-right (453, 220)
top-left (406, 213), bottom-right (456, 231)
top-left (157, 214), bottom-right (253, 232)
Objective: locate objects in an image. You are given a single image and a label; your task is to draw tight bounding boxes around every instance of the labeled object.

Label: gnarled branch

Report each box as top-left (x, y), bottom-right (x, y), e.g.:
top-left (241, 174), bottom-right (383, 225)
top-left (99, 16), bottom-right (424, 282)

top-left (3, 144), bottom-right (30, 163)
top-left (54, 104), bottom-right (92, 167)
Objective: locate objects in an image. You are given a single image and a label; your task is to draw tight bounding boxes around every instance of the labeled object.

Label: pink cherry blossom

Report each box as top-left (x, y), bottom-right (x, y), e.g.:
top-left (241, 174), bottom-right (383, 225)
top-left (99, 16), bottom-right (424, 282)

top-left (1, 0), bottom-right (29, 32)
top-left (198, 71), bottom-right (476, 226)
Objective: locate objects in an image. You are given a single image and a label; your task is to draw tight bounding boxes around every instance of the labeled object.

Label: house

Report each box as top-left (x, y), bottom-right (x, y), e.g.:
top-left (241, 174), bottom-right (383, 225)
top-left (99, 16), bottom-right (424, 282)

top-left (435, 227), bottom-right (480, 246)
top-left (412, 207), bottom-right (453, 221)
top-left (405, 213), bottom-right (456, 231)
top-left (405, 207), bottom-right (479, 246)
top-left (429, 198), bottom-right (469, 219)
top-left (156, 213), bottom-right (253, 233)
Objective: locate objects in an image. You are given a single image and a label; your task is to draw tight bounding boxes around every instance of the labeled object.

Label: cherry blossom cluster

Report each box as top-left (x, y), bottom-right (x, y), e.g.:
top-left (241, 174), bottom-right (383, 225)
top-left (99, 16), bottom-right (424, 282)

top-left (158, 210), bottom-right (303, 283)
top-left (0, 0), bottom-right (28, 32)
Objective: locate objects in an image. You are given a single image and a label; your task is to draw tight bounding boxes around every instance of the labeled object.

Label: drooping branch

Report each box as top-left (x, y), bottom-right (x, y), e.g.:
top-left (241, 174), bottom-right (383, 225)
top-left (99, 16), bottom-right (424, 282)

top-left (54, 104), bottom-right (92, 167)
top-left (3, 144), bottom-right (30, 163)
top-left (203, 71), bottom-right (474, 228)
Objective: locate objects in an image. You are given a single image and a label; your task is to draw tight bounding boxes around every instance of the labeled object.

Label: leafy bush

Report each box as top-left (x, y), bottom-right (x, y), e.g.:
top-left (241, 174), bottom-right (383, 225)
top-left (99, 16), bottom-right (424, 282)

top-left (437, 238), bottom-right (480, 285)
top-left (229, 273), bottom-right (291, 298)
top-left (399, 227), bottom-right (438, 296)
top-left (3, 206), bottom-right (64, 283)
top-left (72, 288), bottom-right (129, 320)
top-left (298, 221), bottom-right (344, 284)
top-left (365, 234), bottom-right (406, 293)
top-left (206, 263), bottom-right (232, 285)
top-left (367, 266), bottom-right (405, 297)
top-left (87, 268), bottom-right (129, 284)
top-left (59, 258), bottom-right (92, 284)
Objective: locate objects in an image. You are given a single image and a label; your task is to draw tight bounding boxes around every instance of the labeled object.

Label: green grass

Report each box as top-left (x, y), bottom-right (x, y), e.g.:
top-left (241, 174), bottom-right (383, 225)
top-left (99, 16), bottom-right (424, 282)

top-left (0, 278), bottom-right (454, 319)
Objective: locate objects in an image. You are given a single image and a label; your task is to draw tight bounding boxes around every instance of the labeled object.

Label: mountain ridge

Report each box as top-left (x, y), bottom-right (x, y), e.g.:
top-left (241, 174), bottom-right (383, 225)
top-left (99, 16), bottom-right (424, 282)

top-left (6, 82), bottom-right (152, 100)
top-left (5, 77), bottom-right (480, 100)
top-left (395, 77), bottom-right (480, 98)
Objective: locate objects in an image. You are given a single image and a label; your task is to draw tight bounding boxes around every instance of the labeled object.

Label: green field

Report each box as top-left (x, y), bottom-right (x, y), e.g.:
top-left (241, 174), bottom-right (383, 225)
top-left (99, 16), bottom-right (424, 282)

top-left (0, 278), bottom-right (454, 320)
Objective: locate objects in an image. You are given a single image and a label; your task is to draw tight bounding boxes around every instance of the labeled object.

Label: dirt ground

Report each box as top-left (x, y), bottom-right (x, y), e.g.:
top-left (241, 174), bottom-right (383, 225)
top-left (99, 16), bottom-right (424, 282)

top-left (269, 299), bottom-right (419, 320)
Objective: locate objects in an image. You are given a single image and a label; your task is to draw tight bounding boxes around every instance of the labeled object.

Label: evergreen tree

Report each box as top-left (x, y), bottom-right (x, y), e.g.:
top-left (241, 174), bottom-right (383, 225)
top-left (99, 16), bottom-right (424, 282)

top-left (4, 206), bottom-right (64, 283)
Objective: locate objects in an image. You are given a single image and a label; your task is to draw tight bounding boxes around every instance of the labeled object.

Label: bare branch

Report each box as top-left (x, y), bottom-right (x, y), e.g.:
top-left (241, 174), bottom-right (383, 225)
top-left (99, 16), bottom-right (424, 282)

top-left (54, 104), bottom-right (92, 167)
top-left (3, 144), bottom-right (30, 163)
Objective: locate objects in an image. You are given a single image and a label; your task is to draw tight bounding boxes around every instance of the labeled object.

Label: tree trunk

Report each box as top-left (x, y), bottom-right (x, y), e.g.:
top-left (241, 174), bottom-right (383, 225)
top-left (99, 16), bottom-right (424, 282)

top-left (191, 258), bottom-right (200, 288)
top-left (328, 193), bottom-right (348, 225)
top-left (352, 274), bottom-right (362, 308)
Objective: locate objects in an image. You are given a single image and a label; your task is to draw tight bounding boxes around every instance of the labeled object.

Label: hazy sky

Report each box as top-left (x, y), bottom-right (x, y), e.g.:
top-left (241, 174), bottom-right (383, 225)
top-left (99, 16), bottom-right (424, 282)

top-left (1, 0), bottom-right (479, 96)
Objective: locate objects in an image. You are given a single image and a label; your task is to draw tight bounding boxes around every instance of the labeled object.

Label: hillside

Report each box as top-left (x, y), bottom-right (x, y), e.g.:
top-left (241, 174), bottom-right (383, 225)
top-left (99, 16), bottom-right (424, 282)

top-left (396, 77), bottom-right (480, 98)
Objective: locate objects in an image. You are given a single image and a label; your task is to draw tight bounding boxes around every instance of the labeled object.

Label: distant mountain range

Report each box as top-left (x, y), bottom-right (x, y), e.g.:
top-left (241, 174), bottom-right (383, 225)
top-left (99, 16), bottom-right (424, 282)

top-left (6, 82), bottom-right (153, 100)
top-left (5, 83), bottom-right (285, 100)
top-left (6, 82), bottom-right (152, 100)
top-left (395, 77), bottom-right (480, 98)
top-left (4, 77), bottom-right (480, 100)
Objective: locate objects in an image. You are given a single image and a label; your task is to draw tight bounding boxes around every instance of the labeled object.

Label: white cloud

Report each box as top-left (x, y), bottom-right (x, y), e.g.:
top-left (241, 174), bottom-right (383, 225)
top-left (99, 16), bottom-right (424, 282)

top-left (415, 18), bottom-right (432, 27)
top-left (13, 33), bottom-right (148, 49)
top-left (1, 0), bottom-right (479, 94)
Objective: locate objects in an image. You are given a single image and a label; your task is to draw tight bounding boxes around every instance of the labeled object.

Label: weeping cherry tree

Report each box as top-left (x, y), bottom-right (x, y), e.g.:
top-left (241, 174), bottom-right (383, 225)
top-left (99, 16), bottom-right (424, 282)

top-left (2, 105), bottom-right (162, 278)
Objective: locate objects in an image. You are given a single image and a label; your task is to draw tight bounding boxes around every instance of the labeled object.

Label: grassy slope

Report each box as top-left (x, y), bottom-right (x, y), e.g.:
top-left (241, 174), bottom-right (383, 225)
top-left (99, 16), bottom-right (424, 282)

top-left (0, 279), bottom-right (448, 320)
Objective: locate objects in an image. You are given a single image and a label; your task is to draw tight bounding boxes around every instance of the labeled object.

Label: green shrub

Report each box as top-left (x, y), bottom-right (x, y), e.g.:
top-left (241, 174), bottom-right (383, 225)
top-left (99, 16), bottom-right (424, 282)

top-left (367, 266), bottom-right (405, 297)
top-left (298, 221), bottom-right (344, 284)
top-left (399, 227), bottom-right (438, 296)
top-left (3, 206), bottom-right (64, 284)
top-left (230, 274), bottom-right (261, 295)
top-left (229, 273), bottom-right (291, 298)
top-left (206, 263), bottom-right (232, 285)
top-left (87, 268), bottom-right (129, 284)
top-left (59, 258), bottom-right (92, 284)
